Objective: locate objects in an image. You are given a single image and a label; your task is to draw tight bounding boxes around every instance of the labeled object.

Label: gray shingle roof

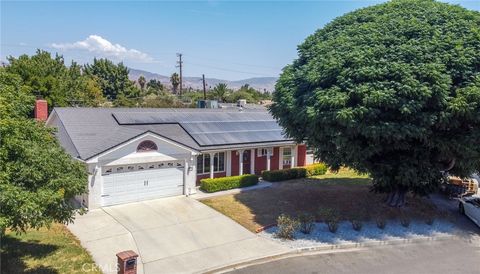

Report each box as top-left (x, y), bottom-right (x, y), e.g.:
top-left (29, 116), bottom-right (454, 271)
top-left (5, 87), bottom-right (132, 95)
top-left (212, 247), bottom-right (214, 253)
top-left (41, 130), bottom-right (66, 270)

top-left (50, 107), bottom-right (294, 161)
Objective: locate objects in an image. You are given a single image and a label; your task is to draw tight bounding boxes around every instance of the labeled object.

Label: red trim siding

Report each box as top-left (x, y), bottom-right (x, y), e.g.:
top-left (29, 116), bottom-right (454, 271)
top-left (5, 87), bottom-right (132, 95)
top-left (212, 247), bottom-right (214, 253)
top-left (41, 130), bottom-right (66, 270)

top-left (254, 149), bottom-right (267, 175)
top-left (297, 145), bottom-right (307, 167)
top-left (231, 150), bottom-right (239, 176)
top-left (271, 147), bottom-right (280, 170)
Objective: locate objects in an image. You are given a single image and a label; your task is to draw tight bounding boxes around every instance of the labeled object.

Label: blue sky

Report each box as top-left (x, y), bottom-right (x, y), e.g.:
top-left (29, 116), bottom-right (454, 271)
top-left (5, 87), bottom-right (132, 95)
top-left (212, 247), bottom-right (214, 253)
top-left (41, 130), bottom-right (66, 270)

top-left (1, 1), bottom-right (479, 80)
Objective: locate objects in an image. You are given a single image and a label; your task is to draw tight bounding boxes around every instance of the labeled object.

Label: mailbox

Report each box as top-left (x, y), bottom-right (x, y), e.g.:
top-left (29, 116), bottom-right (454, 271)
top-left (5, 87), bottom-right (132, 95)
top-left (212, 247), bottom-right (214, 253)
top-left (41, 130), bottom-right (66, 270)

top-left (116, 250), bottom-right (138, 274)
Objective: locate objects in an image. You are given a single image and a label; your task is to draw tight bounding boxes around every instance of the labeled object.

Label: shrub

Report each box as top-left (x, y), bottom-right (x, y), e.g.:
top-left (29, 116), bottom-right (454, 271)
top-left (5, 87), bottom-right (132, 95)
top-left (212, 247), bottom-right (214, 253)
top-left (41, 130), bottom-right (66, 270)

top-left (351, 220), bottom-right (363, 231)
top-left (305, 163), bottom-right (327, 176)
top-left (276, 214), bottom-right (299, 240)
top-left (400, 212), bottom-right (411, 228)
top-left (261, 163), bottom-right (327, 182)
top-left (375, 216), bottom-right (386, 229)
top-left (200, 174), bottom-right (259, 193)
top-left (319, 208), bottom-right (340, 233)
top-left (422, 212), bottom-right (435, 225)
top-left (298, 213), bottom-right (316, 234)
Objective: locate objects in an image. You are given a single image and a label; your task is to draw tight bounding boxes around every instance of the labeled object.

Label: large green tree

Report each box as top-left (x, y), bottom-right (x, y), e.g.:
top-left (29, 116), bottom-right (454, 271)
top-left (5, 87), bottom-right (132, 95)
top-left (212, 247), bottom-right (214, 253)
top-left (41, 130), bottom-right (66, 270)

top-left (0, 68), bottom-right (88, 234)
top-left (6, 50), bottom-right (104, 107)
top-left (271, 0), bottom-right (480, 206)
top-left (84, 58), bottom-right (138, 101)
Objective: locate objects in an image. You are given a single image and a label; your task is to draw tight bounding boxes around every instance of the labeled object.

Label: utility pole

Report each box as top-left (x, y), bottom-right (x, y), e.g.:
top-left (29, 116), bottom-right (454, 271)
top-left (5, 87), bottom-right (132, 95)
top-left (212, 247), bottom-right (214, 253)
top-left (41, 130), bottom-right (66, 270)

top-left (202, 74), bottom-right (207, 100)
top-left (176, 53), bottom-right (183, 96)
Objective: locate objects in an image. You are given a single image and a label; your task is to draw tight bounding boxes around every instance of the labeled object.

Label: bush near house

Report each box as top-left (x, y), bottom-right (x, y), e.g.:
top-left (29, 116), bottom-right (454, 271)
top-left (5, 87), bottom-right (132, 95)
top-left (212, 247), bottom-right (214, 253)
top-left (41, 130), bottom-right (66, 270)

top-left (262, 163), bottom-right (327, 182)
top-left (200, 174), bottom-right (259, 193)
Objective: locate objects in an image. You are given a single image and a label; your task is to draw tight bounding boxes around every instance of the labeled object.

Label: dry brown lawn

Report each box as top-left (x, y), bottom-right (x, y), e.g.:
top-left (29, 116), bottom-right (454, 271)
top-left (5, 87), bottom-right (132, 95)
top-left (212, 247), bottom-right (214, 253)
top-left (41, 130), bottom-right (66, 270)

top-left (201, 169), bottom-right (440, 232)
top-left (1, 223), bottom-right (101, 274)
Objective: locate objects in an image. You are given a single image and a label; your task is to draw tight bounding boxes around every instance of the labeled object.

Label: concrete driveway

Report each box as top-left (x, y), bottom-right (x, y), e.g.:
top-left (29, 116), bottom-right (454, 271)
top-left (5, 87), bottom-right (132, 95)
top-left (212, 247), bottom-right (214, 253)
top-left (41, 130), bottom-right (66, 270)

top-left (68, 197), bottom-right (288, 274)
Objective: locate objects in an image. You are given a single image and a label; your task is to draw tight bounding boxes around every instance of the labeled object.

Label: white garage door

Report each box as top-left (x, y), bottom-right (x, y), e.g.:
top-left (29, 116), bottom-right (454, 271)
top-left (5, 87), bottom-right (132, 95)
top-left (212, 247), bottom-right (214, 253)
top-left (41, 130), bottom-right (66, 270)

top-left (101, 167), bottom-right (184, 206)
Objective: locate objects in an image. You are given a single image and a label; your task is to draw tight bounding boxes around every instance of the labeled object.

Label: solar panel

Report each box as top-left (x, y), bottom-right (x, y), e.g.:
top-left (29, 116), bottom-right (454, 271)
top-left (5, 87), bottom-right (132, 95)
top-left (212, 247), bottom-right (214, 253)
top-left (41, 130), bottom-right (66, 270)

top-left (181, 121), bottom-right (287, 146)
top-left (112, 111), bottom-right (291, 146)
top-left (112, 111), bottom-right (275, 125)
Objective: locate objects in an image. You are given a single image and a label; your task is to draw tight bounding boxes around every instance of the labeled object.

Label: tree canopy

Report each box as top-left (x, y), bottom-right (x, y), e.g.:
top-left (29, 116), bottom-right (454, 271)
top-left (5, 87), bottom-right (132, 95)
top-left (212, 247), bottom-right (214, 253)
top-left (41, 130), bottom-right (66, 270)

top-left (84, 58), bottom-right (138, 101)
top-left (170, 73), bottom-right (180, 94)
top-left (6, 50), bottom-right (104, 108)
top-left (271, 0), bottom-right (480, 206)
top-left (0, 67), bottom-right (88, 234)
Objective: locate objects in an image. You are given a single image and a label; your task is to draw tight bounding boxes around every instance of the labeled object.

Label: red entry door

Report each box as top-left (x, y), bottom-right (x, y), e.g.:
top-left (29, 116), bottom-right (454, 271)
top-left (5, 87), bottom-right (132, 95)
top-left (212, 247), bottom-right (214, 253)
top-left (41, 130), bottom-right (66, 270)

top-left (242, 150), bottom-right (251, 174)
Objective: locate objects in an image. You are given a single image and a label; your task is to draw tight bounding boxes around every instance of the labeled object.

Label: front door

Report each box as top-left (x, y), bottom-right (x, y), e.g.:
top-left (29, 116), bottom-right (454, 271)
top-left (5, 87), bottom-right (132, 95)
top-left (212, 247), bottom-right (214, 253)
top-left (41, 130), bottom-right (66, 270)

top-left (243, 150), bottom-right (251, 174)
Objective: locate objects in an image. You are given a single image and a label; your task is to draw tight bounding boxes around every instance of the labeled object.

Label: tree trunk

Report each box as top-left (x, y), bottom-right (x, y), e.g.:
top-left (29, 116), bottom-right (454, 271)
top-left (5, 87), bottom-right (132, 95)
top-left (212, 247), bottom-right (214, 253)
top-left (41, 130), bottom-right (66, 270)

top-left (387, 189), bottom-right (407, 207)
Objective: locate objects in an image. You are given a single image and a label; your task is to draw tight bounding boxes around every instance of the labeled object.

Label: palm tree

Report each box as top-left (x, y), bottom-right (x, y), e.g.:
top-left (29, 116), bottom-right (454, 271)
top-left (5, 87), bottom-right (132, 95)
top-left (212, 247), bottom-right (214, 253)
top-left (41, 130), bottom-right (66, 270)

top-left (212, 83), bottom-right (230, 102)
top-left (138, 75), bottom-right (146, 91)
top-left (170, 73), bottom-right (180, 94)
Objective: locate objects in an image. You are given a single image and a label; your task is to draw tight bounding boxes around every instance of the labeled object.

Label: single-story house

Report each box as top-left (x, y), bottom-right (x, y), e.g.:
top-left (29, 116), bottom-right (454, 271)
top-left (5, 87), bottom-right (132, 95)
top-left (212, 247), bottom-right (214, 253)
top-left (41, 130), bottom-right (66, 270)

top-left (38, 100), bottom-right (308, 208)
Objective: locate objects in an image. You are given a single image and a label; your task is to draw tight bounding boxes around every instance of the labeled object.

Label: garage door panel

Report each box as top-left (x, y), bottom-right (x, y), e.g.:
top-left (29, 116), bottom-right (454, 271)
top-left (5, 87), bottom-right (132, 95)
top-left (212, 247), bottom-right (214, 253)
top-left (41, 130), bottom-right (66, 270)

top-left (101, 167), bottom-right (184, 206)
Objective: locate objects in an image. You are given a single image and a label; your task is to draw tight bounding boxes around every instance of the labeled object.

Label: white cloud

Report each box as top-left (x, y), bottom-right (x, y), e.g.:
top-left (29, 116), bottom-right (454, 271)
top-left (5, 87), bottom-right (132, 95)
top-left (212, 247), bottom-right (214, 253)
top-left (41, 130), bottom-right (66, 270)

top-left (51, 35), bottom-right (154, 63)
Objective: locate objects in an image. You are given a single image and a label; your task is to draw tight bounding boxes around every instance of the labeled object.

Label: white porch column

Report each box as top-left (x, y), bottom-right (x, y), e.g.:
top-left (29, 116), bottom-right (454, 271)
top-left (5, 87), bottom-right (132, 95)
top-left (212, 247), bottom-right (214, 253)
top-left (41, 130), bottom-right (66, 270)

top-left (250, 149), bottom-right (255, 174)
top-left (209, 153), bottom-right (214, 179)
top-left (279, 147), bottom-right (284, 170)
top-left (226, 151), bottom-right (232, 176)
top-left (291, 146), bottom-right (296, 168)
top-left (239, 150), bottom-right (244, 175)
top-left (266, 153), bottom-right (271, 171)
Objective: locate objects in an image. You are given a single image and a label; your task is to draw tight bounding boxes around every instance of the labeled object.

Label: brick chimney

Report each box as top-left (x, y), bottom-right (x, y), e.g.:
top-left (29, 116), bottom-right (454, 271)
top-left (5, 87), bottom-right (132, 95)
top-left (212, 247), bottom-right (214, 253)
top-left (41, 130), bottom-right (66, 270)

top-left (34, 99), bottom-right (48, 121)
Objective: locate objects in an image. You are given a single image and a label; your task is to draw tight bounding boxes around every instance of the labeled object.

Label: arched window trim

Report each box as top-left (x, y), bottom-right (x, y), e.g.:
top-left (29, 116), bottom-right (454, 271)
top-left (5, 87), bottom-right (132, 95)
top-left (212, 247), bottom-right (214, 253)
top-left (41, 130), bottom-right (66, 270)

top-left (137, 140), bottom-right (158, 152)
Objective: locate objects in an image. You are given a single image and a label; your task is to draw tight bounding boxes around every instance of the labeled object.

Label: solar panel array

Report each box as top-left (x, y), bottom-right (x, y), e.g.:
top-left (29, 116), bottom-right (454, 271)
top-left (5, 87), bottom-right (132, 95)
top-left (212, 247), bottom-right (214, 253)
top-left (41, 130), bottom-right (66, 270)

top-left (112, 111), bottom-right (289, 146)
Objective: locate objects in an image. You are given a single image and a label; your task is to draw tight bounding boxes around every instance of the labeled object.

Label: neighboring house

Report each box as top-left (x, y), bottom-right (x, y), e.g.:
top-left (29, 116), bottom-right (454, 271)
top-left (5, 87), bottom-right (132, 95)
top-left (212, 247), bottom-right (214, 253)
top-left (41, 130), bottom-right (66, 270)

top-left (36, 100), bottom-right (307, 208)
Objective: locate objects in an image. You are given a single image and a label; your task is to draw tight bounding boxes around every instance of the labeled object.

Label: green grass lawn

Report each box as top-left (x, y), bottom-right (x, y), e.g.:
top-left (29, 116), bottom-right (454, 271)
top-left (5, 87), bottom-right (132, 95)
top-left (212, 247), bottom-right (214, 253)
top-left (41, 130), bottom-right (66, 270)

top-left (1, 223), bottom-right (101, 274)
top-left (201, 168), bottom-right (440, 232)
top-left (310, 167), bottom-right (371, 185)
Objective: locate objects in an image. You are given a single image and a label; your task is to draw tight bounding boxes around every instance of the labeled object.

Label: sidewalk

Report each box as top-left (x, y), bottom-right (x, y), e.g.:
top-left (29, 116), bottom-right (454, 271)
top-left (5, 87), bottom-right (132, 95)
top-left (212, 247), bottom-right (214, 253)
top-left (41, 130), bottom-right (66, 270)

top-left (191, 181), bottom-right (273, 200)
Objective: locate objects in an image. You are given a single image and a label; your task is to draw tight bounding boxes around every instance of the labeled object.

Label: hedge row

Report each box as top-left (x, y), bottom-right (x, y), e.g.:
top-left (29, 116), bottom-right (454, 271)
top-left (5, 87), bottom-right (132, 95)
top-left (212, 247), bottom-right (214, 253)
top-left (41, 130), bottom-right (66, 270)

top-left (200, 174), bottom-right (259, 193)
top-left (261, 163), bottom-right (327, 182)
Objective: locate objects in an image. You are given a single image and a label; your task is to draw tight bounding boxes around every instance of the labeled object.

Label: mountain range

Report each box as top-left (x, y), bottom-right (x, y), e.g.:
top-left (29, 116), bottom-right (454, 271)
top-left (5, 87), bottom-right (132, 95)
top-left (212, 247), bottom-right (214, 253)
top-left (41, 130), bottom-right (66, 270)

top-left (129, 68), bottom-right (278, 92)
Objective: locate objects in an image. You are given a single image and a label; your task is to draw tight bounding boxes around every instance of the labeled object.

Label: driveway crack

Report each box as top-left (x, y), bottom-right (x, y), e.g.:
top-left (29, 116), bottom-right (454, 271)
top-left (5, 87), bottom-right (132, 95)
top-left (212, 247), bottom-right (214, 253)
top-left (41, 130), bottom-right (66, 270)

top-left (102, 208), bottom-right (145, 274)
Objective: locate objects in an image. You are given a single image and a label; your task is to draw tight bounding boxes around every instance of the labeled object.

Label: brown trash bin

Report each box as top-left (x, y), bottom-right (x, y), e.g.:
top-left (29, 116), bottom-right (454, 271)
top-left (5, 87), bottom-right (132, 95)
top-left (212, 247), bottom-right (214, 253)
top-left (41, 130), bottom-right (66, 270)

top-left (116, 250), bottom-right (139, 274)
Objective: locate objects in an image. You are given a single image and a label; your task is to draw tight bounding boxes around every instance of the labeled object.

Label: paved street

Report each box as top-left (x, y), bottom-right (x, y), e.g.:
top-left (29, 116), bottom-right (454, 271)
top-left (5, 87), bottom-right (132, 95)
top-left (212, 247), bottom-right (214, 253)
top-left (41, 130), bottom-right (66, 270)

top-left (229, 238), bottom-right (480, 274)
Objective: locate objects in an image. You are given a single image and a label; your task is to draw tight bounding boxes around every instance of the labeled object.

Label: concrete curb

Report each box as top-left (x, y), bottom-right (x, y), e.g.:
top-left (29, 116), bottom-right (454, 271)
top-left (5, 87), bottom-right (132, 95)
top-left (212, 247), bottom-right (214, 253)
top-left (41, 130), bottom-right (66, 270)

top-left (202, 234), bottom-right (458, 274)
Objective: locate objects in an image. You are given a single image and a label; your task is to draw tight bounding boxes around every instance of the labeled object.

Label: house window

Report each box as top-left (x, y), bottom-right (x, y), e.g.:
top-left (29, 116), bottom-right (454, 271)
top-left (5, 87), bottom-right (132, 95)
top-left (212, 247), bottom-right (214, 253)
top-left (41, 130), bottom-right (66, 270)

top-left (258, 148), bottom-right (272, 157)
top-left (137, 140), bottom-right (158, 152)
top-left (214, 152), bottom-right (225, 172)
top-left (283, 147), bottom-right (292, 165)
top-left (197, 152), bottom-right (225, 174)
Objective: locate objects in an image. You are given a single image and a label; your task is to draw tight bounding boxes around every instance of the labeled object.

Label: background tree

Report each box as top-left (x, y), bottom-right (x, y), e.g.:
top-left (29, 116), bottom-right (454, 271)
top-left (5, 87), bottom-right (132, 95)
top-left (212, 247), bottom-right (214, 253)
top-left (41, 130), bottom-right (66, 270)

top-left (212, 83), bottom-right (230, 102)
top-left (0, 67), bottom-right (88, 234)
top-left (270, 0), bottom-right (480, 207)
top-left (84, 58), bottom-right (138, 101)
top-left (137, 75), bottom-right (146, 91)
top-left (5, 50), bottom-right (104, 107)
top-left (146, 79), bottom-right (164, 95)
top-left (170, 72), bottom-right (180, 94)
top-left (66, 62), bottom-right (105, 106)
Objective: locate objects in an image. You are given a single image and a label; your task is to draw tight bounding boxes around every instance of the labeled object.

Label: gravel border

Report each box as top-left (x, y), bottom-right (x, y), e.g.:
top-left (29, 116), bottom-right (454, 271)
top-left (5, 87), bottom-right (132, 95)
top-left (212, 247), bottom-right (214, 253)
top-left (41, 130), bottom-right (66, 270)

top-left (259, 220), bottom-right (457, 249)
